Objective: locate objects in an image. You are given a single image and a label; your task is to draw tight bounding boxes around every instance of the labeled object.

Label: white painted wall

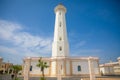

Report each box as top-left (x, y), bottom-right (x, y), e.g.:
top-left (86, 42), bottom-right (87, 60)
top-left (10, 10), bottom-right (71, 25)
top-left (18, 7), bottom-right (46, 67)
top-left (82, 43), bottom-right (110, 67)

top-left (66, 60), bottom-right (70, 75)
top-left (72, 60), bottom-right (99, 75)
top-left (100, 66), bottom-right (114, 75)
top-left (27, 58), bottom-right (99, 76)
top-left (72, 60), bottom-right (89, 74)
top-left (100, 67), bottom-right (105, 74)
top-left (51, 61), bottom-right (56, 75)
top-left (92, 61), bottom-right (99, 74)
top-left (57, 60), bottom-right (65, 75)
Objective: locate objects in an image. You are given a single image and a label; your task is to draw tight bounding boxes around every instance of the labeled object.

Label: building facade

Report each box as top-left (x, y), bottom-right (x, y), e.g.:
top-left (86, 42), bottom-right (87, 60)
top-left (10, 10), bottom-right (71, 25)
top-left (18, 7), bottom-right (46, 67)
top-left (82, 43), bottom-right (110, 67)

top-left (23, 57), bottom-right (99, 77)
top-left (23, 4), bottom-right (100, 79)
top-left (100, 57), bottom-right (120, 76)
top-left (0, 57), bottom-right (13, 74)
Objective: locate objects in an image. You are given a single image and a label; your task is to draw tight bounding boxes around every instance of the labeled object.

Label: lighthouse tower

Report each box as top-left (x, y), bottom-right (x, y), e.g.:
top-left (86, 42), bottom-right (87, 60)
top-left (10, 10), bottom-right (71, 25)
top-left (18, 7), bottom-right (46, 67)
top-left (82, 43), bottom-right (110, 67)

top-left (23, 4), bottom-right (100, 78)
top-left (52, 4), bottom-right (69, 58)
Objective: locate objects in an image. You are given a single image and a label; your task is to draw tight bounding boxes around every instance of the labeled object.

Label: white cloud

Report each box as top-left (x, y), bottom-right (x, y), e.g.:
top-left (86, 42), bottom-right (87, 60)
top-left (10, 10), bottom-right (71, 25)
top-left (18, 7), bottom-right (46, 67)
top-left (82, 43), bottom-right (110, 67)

top-left (70, 39), bottom-right (102, 56)
top-left (70, 48), bottom-right (102, 56)
top-left (0, 20), bottom-right (52, 61)
top-left (78, 49), bottom-right (102, 53)
top-left (0, 46), bottom-right (18, 54)
top-left (0, 20), bottom-right (22, 40)
top-left (76, 41), bottom-right (86, 47)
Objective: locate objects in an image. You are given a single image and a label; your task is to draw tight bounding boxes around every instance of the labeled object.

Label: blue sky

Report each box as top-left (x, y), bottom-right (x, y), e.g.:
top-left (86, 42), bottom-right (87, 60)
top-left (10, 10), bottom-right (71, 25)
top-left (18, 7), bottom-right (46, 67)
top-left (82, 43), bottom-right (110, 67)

top-left (0, 0), bottom-right (120, 64)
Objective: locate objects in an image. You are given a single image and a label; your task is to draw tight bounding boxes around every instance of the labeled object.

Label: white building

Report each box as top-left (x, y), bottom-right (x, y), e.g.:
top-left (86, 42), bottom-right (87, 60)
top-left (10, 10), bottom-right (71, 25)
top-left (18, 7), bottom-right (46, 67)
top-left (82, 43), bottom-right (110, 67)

top-left (100, 57), bottom-right (120, 76)
top-left (23, 4), bottom-right (100, 79)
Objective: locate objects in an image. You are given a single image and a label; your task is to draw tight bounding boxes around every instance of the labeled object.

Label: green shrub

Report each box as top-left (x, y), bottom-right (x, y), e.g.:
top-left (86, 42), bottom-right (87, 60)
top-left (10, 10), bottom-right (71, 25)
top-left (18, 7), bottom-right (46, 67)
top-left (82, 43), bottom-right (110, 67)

top-left (40, 77), bottom-right (46, 80)
top-left (15, 78), bottom-right (20, 80)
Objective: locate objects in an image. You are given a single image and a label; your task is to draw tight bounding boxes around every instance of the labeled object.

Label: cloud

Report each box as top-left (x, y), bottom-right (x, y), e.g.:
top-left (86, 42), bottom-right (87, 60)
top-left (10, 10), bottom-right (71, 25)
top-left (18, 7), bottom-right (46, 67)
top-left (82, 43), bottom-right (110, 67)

top-left (0, 20), bottom-right (22, 40)
top-left (70, 48), bottom-right (102, 57)
top-left (69, 37), bottom-right (102, 57)
top-left (78, 49), bottom-right (102, 53)
top-left (0, 46), bottom-right (18, 54)
top-left (0, 20), bottom-right (52, 64)
top-left (76, 41), bottom-right (86, 47)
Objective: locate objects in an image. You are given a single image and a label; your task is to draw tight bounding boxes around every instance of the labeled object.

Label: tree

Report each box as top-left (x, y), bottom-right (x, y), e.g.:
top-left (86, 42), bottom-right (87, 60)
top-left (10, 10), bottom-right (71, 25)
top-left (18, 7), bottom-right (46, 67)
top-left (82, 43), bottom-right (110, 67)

top-left (12, 65), bottom-right (22, 80)
top-left (36, 57), bottom-right (49, 80)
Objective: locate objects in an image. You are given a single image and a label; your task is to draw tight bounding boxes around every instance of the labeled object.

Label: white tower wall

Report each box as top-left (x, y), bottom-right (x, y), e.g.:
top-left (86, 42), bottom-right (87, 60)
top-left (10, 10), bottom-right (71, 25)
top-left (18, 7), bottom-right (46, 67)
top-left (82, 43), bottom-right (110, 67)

top-left (52, 4), bottom-right (69, 58)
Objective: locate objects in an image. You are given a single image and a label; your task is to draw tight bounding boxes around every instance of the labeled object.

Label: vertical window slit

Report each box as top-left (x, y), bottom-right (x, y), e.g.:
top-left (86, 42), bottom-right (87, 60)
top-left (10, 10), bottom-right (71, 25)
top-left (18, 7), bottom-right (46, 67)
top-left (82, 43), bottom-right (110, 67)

top-left (59, 22), bottom-right (61, 27)
top-left (59, 46), bottom-right (62, 51)
top-left (59, 37), bottom-right (62, 41)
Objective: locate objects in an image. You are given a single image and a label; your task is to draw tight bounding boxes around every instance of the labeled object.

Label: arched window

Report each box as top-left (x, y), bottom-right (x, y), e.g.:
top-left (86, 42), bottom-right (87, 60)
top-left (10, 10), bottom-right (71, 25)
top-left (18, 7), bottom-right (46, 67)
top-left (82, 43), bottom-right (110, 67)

top-left (30, 65), bottom-right (32, 71)
top-left (78, 65), bottom-right (81, 71)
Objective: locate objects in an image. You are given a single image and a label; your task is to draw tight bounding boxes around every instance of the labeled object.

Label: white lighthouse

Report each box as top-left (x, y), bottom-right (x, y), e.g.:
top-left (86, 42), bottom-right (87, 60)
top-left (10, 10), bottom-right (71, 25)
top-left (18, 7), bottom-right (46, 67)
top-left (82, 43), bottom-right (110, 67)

top-left (23, 4), bottom-right (100, 79)
top-left (52, 4), bottom-right (69, 57)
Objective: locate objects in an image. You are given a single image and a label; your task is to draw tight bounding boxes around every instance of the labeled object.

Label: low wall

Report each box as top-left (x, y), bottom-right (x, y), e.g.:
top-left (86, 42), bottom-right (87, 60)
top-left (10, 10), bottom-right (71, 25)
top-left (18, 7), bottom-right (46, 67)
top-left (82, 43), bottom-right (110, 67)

top-left (81, 76), bottom-right (120, 80)
top-left (81, 78), bottom-right (120, 80)
top-left (29, 76), bottom-right (120, 80)
top-left (0, 75), bottom-right (120, 80)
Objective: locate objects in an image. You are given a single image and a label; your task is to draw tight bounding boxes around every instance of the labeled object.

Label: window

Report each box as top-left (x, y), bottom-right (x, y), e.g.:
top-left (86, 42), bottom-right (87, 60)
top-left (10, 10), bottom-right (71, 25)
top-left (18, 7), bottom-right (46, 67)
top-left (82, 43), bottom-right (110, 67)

top-left (30, 65), bottom-right (32, 71)
top-left (59, 46), bottom-right (62, 51)
top-left (78, 65), bottom-right (81, 71)
top-left (59, 37), bottom-right (62, 41)
top-left (59, 22), bottom-right (61, 27)
top-left (59, 12), bottom-right (61, 15)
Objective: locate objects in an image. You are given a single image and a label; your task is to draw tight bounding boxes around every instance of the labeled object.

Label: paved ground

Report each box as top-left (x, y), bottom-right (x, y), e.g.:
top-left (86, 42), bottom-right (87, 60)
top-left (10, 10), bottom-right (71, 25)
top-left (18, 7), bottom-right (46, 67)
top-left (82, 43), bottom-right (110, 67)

top-left (0, 75), bottom-right (11, 80)
top-left (0, 75), bottom-right (120, 80)
top-left (0, 75), bottom-right (81, 80)
top-left (29, 77), bottom-right (82, 80)
top-left (0, 75), bottom-right (23, 80)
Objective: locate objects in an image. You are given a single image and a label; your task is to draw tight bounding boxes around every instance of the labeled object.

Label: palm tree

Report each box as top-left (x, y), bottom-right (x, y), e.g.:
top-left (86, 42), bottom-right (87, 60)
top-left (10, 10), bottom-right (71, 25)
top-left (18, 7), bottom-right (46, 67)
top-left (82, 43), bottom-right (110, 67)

top-left (36, 57), bottom-right (49, 80)
top-left (12, 65), bottom-right (22, 80)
